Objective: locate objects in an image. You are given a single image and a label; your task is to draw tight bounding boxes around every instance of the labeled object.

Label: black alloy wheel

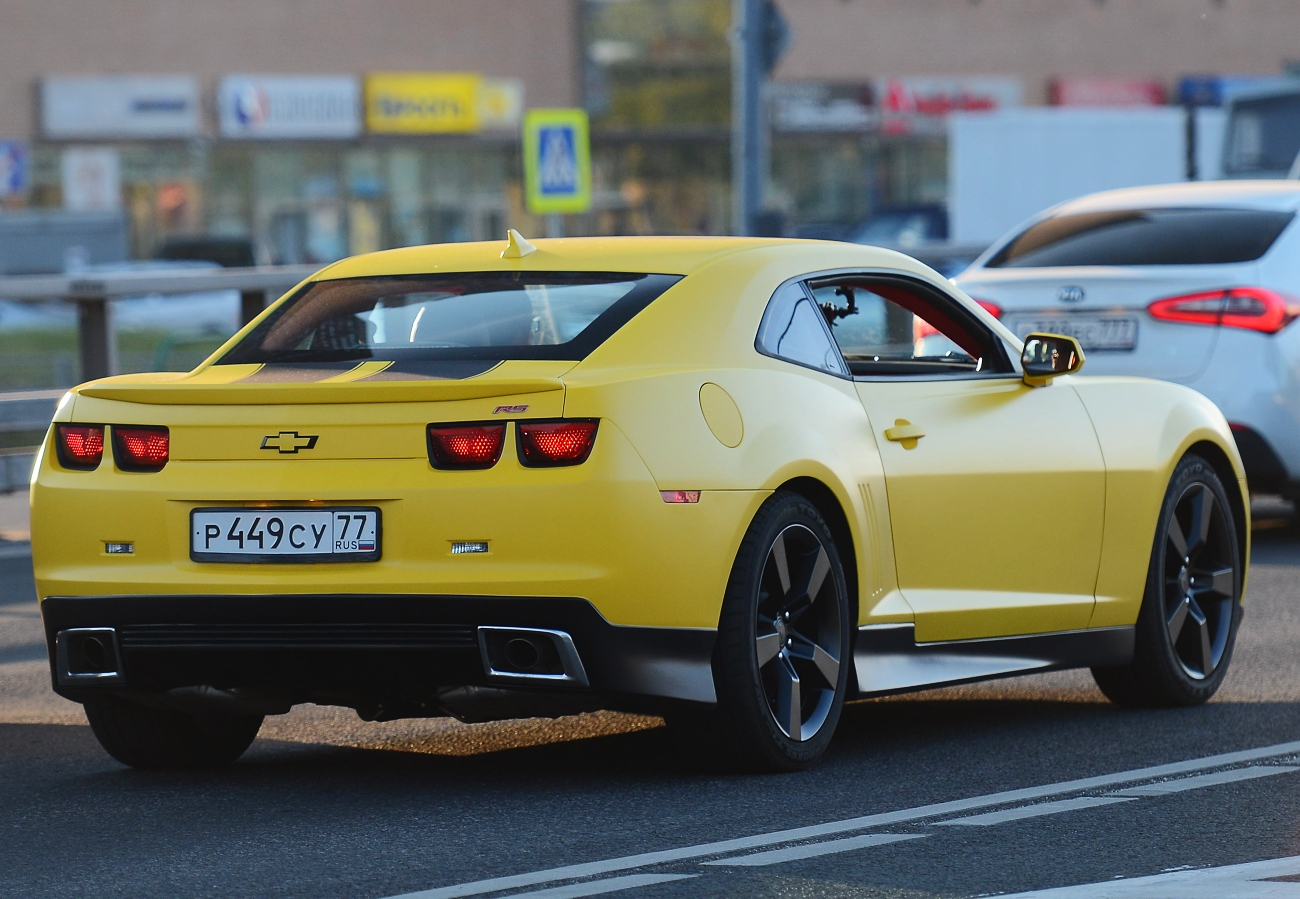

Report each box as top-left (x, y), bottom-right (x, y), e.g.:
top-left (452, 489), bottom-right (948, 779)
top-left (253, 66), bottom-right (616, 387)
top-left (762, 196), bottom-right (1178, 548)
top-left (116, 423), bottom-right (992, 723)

top-left (1162, 481), bottom-right (1237, 680)
top-left (1092, 453), bottom-right (1242, 707)
top-left (755, 523), bottom-right (845, 741)
top-left (669, 491), bottom-right (851, 772)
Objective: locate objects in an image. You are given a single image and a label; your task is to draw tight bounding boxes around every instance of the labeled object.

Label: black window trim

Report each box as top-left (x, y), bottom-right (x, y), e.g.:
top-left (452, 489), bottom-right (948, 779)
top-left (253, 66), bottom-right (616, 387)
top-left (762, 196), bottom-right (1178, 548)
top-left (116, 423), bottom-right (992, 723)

top-left (763, 268), bottom-right (1017, 383)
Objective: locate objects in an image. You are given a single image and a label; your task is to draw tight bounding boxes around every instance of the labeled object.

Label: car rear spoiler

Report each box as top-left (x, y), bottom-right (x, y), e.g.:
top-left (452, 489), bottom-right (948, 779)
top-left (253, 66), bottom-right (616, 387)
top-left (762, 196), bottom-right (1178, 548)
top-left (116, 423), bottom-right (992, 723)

top-left (75, 378), bottom-right (565, 406)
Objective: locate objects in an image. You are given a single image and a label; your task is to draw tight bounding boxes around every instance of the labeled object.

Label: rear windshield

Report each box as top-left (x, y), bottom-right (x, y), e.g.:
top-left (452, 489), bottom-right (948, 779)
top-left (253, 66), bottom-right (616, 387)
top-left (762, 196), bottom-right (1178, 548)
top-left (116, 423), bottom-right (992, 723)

top-left (219, 271), bottom-right (679, 365)
top-left (985, 207), bottom-right (1294, 268)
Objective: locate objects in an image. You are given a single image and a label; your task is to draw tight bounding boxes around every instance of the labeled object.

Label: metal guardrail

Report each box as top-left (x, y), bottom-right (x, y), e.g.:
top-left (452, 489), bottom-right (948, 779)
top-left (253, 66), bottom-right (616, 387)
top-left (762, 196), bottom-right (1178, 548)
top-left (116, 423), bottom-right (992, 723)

top-left (0, 389), bottom-right (60, 494)
top-left (0, 265), bottom-right (318, 382)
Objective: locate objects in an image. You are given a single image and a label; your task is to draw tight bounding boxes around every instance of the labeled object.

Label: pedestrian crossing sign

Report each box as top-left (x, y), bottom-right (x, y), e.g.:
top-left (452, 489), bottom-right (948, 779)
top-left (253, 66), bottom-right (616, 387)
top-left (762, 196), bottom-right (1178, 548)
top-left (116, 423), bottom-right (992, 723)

top-left (523, 108), bottom-right (591, 214)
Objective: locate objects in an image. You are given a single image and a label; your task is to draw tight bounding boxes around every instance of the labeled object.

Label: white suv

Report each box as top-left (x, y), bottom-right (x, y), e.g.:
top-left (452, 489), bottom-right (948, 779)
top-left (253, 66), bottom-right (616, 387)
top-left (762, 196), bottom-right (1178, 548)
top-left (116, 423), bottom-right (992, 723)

top-left (956, 181), bottom-right (1300, 496)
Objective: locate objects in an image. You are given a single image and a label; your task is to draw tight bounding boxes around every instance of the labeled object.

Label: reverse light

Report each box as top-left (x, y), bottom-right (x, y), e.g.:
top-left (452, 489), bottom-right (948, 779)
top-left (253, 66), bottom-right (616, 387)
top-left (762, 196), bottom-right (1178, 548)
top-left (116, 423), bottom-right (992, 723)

top-left (517, 420), bottom-right (599, 467)
top-left (427, 423), bottom-right (506, 470)
top-left (113, 426), bottom-right (170, 471)
top-left (915, 299), bottom-right (1002, 339)
top-left (55, 424), bottom-right (104, 470)
top-left (1147, 287), bottom-right (1300, 334)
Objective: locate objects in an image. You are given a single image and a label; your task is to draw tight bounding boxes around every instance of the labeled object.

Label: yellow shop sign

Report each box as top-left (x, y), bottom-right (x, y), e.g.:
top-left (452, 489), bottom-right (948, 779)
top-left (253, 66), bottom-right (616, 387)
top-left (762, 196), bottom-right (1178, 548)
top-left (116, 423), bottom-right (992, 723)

top-left (365, 72), bottom-right (482, 134)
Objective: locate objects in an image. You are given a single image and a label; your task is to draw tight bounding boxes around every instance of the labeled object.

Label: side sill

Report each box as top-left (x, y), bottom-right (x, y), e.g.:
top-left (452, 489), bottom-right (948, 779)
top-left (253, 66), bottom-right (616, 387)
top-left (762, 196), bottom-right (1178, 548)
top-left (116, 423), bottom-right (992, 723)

top-left (853, 623), bottom-right (1134, 697)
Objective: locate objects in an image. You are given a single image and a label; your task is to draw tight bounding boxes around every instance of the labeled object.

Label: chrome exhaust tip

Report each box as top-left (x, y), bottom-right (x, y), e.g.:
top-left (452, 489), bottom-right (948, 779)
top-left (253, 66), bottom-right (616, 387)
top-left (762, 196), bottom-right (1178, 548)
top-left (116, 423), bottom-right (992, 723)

top-left (56, 628), bottom-right (125, 686)
top-left (477, 627), bottom-right (589, 687)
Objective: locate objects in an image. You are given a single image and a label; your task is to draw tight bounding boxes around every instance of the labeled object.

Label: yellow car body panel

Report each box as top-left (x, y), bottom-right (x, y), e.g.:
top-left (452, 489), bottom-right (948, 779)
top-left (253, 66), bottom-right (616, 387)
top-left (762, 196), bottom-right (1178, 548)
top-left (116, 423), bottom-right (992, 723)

top-left (30, 235), bottom-right (1249, 713)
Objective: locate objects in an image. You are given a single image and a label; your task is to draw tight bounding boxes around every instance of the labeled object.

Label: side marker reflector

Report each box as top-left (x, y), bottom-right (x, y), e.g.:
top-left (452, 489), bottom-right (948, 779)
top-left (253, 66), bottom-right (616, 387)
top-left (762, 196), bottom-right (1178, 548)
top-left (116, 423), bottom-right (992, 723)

top-left (661, 490), bottom-right (701, 504)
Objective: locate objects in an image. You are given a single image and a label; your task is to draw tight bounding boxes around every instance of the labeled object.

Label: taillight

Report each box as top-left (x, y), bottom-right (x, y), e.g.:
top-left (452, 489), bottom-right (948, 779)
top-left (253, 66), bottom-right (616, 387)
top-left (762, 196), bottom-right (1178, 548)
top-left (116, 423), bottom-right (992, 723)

top-left (916, 299), bottom-right (1001, 339)
top-left (427, 423), bottom-right (506, 470)
top-left (1147, 287), bottom-right (1300, 334)
top-left (55, 424), bottom-right (104, 470)
top-left (113, 426), bottom-right (169, 471)
top-left (517, 420), bottom-right (599, 467)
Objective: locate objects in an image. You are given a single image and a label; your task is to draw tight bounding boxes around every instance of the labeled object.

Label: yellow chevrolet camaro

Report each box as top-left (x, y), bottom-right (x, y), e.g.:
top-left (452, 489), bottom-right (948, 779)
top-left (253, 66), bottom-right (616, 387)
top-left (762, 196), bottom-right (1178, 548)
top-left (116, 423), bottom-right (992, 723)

top-left (31, 233), bottom-right (1248, 771)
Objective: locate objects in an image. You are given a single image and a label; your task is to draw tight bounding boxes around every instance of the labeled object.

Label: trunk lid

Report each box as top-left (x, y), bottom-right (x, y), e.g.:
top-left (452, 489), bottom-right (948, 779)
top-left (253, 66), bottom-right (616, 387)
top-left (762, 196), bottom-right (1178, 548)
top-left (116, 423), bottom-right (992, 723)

top-left (957, 263), bottom-right (1259, 381)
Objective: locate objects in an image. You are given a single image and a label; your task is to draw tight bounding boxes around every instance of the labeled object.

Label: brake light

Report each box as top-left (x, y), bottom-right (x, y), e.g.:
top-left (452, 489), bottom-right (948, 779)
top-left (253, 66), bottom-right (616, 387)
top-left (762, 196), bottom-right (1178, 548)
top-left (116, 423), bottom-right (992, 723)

top-left (55, 424), bottom-right (104, 470)
top-left (427, 423), bottom-right (506, 470)
top-left (517, 420), bottom-right (599, 467)
top-left (915, 299), bottom-right (1001, 339)
top-left (1147, 287), bottom-right (1300, 334)
top-left (113, 426), bottom-right (169, 471)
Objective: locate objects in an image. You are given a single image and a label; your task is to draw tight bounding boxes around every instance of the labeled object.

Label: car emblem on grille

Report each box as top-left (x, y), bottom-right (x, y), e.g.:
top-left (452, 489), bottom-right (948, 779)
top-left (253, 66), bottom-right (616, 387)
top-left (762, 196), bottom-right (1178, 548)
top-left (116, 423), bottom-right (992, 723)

top-left (1057, 285), bottom-right (1086, 304)
top-left (260, 431), bottom-right (318, 454)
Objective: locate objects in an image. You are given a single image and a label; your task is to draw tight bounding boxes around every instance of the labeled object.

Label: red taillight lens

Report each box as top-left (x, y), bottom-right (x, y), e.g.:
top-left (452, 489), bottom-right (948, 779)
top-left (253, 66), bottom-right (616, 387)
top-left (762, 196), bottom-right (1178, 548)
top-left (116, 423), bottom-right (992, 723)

top-left (427, 423), bottom-right (506, 470)
top-left (1147, 287), bottom-right (1300, 334)
top-left (55, 424), bottom-right (104, 470)
top-left (915, 299), bottom-right (1001, 339)
top-left (113, 426), bottom-right (169, 471)
top-left (517, 420), bottom-right (599, 467)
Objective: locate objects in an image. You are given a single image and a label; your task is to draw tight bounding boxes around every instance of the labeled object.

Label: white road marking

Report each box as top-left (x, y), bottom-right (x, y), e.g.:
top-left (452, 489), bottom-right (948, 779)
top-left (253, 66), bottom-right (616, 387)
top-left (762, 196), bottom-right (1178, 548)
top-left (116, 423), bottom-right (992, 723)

top-left (995, 854), bottom-right (1300, 897)
top-left (1112, 764), bottom-right (1299, 797)
top-left (384, 739), bottom-right (1300, 899)
top-left (495, 874), bottom-right (696, 899)
top-left (701, 833), bottom-right (924, 867)
top-left (934, 795), bottom-right (1136, 826)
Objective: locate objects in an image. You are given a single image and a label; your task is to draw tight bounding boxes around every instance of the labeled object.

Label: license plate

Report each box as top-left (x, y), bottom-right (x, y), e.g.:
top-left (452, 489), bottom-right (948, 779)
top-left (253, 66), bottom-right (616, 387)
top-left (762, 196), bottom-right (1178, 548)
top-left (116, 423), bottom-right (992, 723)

top-left (1008, 315), bottom-right (1138, 351)
top-left (190, 507), bottom-right (381, 563)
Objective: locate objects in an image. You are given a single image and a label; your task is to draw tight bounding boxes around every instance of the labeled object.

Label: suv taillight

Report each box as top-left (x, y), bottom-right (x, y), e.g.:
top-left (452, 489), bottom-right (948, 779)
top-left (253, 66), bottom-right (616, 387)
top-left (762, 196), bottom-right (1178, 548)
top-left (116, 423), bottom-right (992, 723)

top-left (1147, 287), bottom-right (1300, 334)
top-left (55, 424), bottom-right (104, 470)
top-left (113, 426), bottom-right (170, 471)
top-left (517, 420), bottom-right (599, 467)
top-left (427, 423), bottom-right (506, 470)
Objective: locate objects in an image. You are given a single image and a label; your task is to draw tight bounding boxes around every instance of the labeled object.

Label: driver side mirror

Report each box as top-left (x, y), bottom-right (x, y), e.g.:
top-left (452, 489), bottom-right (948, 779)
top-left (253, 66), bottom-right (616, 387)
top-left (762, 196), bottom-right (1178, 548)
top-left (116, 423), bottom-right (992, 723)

top-left (1021, 333), bottom-right (1085, 387)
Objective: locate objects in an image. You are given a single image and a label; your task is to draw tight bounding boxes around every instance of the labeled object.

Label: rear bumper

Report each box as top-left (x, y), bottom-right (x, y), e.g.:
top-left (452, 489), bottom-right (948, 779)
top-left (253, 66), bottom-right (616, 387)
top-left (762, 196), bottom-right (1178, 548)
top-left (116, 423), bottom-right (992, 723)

top-left (40, 594), bottom-right (717, 714)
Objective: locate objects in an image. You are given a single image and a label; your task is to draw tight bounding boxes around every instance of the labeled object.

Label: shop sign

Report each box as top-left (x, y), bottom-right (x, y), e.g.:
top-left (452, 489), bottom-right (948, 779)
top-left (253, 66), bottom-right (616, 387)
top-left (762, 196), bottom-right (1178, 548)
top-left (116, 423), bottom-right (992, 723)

top-left (1050, 78), bottom-right (1165, 106)
top-left (219, 76), bottom-right (361, 139)
top-left (523, 109), bottom-right (591, 215)
top-left (876, 76), bottom-right (1021, 135)
top-left (42, 76), bottom-right (199, 139)
top-left (61, 147), bottom-right (121, 212)
top-left (1178, 74), bottom-right (1300, 107)
top-left (877, 77), bottom-right (1022, 117)
top-left (770, 83), bottom-right (875, 132)
top-left (0, 142), bottom-right (26, 198)
top-left (365, 73), bottom-right (482, 133)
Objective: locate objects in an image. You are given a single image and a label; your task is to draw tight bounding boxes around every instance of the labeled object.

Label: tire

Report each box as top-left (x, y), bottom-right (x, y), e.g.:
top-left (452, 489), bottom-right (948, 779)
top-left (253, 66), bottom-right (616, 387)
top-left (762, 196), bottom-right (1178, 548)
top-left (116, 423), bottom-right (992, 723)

top-left (83, 694), bottom-right (263, 769)
top-left (671, 491), bottom-right (852, 772)
top-left (1092, 453), bottom-right (1243, 707)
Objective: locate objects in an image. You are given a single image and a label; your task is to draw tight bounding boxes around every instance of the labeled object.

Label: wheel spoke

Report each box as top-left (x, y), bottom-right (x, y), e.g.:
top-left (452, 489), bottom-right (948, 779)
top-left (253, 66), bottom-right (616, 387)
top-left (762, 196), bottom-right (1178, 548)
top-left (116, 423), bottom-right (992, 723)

top-left (1167, 595), bottom-right (1190, 643)
top-left (775, 655), bottom-right (802, 739)
top-left (1199, 566), bottom-right (1234, 600)
top-left (1195, 614), bottom-right (1214, 675)
top-left (805, 548), bottom-right (831, 604)
top-left (1185, 485), bottom-right (1215, 556)
top-left (770, 531), bottom-right (792, 596)
top-left (788, 634), bottom-right (840, 688)
top-left (1167, 514), bottom-right (1188, 559)
top-left (756, 631), bottom-right (782, 667)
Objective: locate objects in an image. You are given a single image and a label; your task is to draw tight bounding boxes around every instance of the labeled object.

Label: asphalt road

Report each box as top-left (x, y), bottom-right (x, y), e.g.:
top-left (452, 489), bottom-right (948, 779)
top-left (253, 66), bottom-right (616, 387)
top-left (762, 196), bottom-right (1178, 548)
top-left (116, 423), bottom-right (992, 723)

top-left (2, 509), bottom-right (1299, 899)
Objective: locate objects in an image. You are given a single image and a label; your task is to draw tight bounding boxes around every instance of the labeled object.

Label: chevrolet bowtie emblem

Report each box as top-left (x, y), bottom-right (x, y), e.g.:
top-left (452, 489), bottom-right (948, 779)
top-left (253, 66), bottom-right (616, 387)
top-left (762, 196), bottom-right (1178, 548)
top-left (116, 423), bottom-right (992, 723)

top-left (260, 431), bottom-right (319, 454)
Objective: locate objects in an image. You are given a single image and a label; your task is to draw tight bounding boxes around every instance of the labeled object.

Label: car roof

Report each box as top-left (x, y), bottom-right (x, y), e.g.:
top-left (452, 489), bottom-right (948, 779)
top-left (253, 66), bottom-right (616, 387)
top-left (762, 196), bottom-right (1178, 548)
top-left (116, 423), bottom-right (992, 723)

top-left (313, 235), bottom-right (932, 280)
top-left (1047, 180), bottom-right (1300, 216)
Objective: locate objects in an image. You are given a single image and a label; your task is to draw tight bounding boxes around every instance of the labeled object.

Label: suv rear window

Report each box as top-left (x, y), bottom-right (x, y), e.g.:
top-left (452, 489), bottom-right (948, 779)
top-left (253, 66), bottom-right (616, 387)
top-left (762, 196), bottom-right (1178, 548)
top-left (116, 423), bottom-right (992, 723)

top-left (985, 207), bottom-right (1294, 268)
top-left (219, 272), bottom-right (679, 365)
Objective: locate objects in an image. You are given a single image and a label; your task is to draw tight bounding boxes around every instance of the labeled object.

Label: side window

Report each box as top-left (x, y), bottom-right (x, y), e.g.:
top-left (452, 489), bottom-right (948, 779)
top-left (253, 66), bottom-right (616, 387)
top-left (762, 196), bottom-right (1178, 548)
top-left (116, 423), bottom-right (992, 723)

top-left (756, 281), bottom-right (849, 376)
top-left (810, 278), bottom-right (1010, 376)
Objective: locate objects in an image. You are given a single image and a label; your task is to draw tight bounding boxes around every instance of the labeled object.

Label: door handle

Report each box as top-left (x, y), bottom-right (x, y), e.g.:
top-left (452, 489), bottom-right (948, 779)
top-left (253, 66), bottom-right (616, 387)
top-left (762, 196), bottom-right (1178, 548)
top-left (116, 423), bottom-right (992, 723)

top-left (884, 420), bottom-right (925, 446)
